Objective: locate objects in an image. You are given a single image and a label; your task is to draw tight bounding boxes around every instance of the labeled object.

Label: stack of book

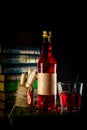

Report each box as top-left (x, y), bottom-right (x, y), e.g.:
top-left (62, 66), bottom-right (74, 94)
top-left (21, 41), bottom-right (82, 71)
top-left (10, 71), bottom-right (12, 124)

top-left (0, 74), bottom-right (19, 117)
top-left (0, 45), bottom-right (40, 117)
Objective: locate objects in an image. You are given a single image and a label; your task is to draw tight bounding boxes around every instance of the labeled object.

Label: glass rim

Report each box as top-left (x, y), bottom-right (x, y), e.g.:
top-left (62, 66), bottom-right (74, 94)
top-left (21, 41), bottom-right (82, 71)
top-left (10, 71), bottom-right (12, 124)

top-left (57, 81), bottom-right (83, 85)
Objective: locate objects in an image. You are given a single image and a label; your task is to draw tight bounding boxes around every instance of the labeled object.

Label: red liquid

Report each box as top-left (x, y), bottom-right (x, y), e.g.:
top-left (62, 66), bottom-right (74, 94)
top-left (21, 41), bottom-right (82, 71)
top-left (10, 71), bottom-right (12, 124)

top-left (71, 92), bottom-right (81, 111)
top-left (37, 95), bottom-right (56, 110)
top-left (37, 31), bottom-right (57, 111)
top-left (59, 92), bottom-right (71, 112)
top-left (59, 92), bottom-right (82, 112)
top-left (27, 89), bottom-right (34, 108)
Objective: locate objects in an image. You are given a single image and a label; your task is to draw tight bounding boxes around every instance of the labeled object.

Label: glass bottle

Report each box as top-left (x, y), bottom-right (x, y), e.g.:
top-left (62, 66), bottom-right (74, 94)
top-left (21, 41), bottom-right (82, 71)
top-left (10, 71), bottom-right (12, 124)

top-left (37, 31), bottom-right (57, 113)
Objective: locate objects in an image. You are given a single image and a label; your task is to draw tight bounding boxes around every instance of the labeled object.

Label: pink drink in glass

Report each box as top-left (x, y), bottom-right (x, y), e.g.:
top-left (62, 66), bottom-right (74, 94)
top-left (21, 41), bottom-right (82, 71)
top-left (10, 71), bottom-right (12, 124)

top-left (59, 91), bottom-right (71, 112)
top-left (71, 92), bottom-right (82, 112)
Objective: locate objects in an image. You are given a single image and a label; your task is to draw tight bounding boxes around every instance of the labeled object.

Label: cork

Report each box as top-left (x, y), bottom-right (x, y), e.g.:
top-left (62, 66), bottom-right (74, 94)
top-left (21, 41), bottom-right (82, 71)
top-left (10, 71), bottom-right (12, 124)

top-left (20, 73), bottom-right (26, 86)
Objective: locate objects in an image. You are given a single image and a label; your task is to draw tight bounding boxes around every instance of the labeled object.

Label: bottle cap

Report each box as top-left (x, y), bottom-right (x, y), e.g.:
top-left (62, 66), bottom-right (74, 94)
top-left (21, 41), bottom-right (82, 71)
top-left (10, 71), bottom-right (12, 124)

top-left (43, 31), bottom-right (48, 38)
top-left (48, 31), bottom-right (52, 37)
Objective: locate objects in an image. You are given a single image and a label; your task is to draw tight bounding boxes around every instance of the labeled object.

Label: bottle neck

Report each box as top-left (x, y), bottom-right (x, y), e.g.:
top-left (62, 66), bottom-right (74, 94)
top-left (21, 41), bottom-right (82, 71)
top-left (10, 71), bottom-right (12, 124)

top-left (48, 36), bottom-right (52, 52)
top-left (41, 36), bottom-right (53, 55)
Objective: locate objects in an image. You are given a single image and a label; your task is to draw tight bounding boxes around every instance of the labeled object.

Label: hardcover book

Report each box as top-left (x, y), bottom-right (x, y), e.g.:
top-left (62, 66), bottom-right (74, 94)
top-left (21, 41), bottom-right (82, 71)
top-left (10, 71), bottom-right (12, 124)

top-left (0, 80), bottom-right (19, 92)
top-left (0, 74), bottom-right (21, 81)
top-left (0, 92), bottom-right (16, 101)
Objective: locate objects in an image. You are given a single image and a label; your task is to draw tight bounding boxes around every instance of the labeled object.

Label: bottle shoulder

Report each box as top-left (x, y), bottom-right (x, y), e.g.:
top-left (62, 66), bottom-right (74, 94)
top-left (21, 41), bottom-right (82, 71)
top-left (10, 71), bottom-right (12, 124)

top-left (38, 54), bottom-right (57, 65)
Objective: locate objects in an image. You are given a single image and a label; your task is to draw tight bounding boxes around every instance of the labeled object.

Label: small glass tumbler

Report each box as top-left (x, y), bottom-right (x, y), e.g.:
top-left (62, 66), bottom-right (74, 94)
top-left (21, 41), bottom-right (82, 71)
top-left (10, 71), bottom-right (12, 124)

top-left (71, 82), bottom-right (83, 112)
top-left (57, 81), bottom-right (83, 113)
top-left (57, 82), bottom-right (72, 113)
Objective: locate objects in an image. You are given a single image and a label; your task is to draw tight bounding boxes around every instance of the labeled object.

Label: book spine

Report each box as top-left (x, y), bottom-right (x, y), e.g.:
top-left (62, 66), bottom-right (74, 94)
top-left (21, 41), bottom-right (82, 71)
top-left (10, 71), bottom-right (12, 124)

top-left (0, 100), bottom-right (15, 110)
top-left (0, 92), bottom-right (16, 101)
top-left (0, 80), bottom-right (19, 92)
top-left (2, 47), bottom-right (40, 55)
top-left (3, 66), bottom-right (37, 74)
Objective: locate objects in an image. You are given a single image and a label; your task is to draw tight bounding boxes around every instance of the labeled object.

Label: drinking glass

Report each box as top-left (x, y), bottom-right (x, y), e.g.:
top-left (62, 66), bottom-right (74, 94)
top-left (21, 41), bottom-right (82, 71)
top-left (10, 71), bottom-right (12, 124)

top-left (57, 82), bottom-right (71, 113)
top-left (57, 81), bottom-right (83, 113)
top-left (71, 82), bottom-right (83, 112)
